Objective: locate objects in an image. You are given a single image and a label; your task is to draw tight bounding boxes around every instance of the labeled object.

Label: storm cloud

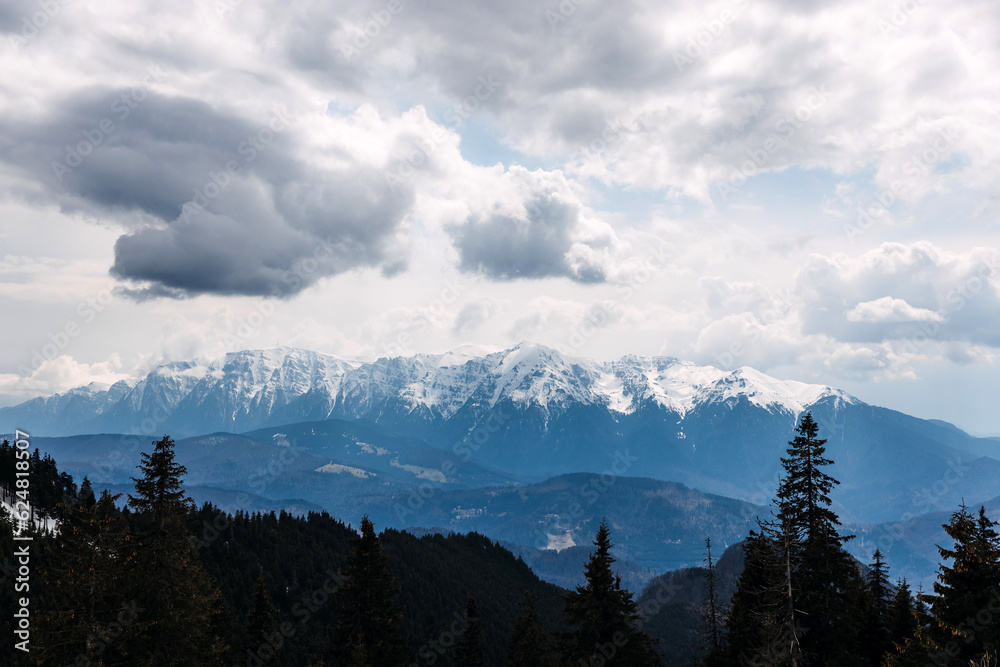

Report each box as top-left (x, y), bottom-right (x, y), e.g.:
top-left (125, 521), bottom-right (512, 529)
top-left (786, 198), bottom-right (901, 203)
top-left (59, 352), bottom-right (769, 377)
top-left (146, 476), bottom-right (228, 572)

top-left (448, 167), bottom-right (622, 283)
top-left (0, 85), bottom-right (416, 298)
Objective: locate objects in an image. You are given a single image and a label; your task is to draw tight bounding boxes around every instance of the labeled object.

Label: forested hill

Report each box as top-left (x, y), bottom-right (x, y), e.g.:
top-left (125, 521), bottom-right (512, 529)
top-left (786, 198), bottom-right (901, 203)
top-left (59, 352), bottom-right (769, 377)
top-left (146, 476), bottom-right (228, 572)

top-left (0, 438), bottom-right (566, 666)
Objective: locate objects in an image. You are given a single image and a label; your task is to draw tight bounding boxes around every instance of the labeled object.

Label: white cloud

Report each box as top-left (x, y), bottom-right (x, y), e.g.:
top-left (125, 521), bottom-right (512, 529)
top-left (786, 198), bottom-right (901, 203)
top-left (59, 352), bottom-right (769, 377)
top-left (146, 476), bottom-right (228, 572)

top-left (0, 354), bottom-right (126, 402)
top-left (798, 241), bottom-right (1000, 345)
top-left (845, 297), bottom-right (944, 324)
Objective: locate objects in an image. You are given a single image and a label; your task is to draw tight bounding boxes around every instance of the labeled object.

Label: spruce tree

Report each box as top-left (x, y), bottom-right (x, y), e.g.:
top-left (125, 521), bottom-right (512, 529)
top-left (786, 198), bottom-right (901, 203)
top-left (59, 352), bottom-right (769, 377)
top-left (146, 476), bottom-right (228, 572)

top-left (332, 516), bottom-right (407, 666)
top-left (860, 548), bottom-right (893, 664)
top-left (775, 412), bottom-right (861, 664)
top-left (125, 435), bottom-right (228, 665)
top-left (455, 595), bottom-right (485, 667)
top-left (34, 490), bottom-right (138, 666)
top-left (887, 579), bottom-right (919, 652)
top-left (244, 573), bottom-right (277, 657)
top-left (926, 503), bottom-right (1000, 664)
top-left (508, 591), bottom-right (553, 667)
top-left (559, 519), bottom-right (660, 666)
top-left (714, 529), bottom-right (794, 665)
top-left (78, 476), bottom-right (96, 509)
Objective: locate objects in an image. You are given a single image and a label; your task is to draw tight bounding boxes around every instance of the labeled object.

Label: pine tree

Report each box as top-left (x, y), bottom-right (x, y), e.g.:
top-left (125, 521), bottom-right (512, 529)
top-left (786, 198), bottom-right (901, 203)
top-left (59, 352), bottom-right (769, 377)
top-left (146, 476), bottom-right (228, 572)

top-left (699, 538), bottom-right (724, 658)
top-left (926, 503), bottom-right (1000, 664)
top-left (708, 524), bottom-right (795, 665)
top-left (244, 573), bottom-right (277, 657)
top-left (887, 579), bottom-right (919, 651)
top-left (559, 519), bottom-right (660, 666)
top-left (34, 490), bottom-right (139, 666)
top-left (332, 516), bottom-right (407, 666)
top-left (455, 595), bottom-right (485, 667)
top-left (78, 476), bottom-right (96, 509)
top-left (508, 591), bottom-right (553, 667)
top-left (860, 548), bottom-right (893, 664)
top-left (775, 412), bottom-right (861, 664)
top-left (124, 435), bottom-right (228, 665)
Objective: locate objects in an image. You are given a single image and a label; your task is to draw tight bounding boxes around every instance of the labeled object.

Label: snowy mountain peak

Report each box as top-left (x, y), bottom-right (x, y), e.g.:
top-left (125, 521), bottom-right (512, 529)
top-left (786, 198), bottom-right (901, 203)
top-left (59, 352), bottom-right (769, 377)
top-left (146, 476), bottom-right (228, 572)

top-left (699, 366), bottom-right (856, 414)
top-left (0, 344), bottom-right (858, 436)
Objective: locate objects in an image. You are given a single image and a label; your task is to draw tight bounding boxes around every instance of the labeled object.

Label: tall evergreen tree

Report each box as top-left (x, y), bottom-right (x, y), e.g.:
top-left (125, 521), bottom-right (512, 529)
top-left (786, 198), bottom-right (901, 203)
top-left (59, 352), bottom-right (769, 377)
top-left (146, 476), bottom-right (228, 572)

top-left (559, 519), bottom-right (660, 666)
top-left (244, 573), bottom-right (277, 657)
top-left (332, 516), bottom-right (407, 666)
top-left (125, 435), bottom-right (228, 665)
top-left (508, 591), bottom-right (553, 667)
top-left (860, 548), bottom-right (893, 664)
top-left (699, 537), bottom-right (723, 656)
top-left (455, 595), bottom-right (485, 667)
top-left (887, 579), bottom-right (919, 651)
top-left (926, 503), bottom-right (1000, 664)
top-left (712, 524), bottom-right (806, 666)
top-left (775, 412), bottom-right (862, 664)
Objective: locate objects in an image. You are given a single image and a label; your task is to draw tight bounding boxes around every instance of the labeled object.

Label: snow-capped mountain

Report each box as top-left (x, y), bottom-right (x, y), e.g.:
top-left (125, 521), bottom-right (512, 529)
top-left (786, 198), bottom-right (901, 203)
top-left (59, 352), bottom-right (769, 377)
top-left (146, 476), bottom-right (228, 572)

top-left (0, 342), bottom-right (852, 436)
top-left (3, 343), bottom-right (999, 522)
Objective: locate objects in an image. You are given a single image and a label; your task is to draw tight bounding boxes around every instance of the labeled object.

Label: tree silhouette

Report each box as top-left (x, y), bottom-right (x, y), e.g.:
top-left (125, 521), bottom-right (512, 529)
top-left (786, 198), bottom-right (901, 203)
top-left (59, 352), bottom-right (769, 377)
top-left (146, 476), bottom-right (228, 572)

top-left (559, 519), bottom-right (660, 665)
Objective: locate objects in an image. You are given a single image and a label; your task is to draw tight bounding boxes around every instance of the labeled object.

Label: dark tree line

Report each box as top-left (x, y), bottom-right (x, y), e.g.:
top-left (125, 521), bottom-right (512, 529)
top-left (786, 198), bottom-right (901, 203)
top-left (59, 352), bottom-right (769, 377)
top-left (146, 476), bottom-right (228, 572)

top-left (0, 437), bottom-right (660, 666)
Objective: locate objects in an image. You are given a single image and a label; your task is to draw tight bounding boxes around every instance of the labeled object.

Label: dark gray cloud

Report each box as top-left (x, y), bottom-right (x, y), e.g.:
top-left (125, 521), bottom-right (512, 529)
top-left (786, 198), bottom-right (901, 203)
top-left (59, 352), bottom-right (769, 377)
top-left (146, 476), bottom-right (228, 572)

top-left (449, 192), bottom-right (606, 283)
top-left (0, 86), bottom-right (415, 298)
top-left (1, 87), bottom-right (277, 220)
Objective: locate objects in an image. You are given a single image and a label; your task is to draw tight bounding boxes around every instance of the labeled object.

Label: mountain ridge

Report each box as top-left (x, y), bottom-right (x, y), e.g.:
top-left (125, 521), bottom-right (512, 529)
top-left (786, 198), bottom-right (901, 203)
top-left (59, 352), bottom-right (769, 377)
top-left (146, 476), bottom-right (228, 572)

top-left (1, 342), bottom-right (856, 437)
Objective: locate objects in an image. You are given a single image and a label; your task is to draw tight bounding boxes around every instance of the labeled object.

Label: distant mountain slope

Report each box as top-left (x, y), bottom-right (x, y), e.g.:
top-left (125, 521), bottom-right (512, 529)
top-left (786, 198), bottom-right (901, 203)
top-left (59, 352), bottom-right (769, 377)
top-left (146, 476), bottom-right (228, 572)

top-left (363, 473), bottom-right (764, 577)
top-left (4, 343), bottom-right (999, 522)
top-left (25, 426), bottom-right (996, 591)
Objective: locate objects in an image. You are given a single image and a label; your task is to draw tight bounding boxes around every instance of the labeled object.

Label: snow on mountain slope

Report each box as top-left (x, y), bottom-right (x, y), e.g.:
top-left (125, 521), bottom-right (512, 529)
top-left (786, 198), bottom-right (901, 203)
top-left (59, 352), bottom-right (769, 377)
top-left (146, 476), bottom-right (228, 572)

top-left (696, 366), bottom-right (854, 413)
top-left (0, 343), bottom-right (855, 436)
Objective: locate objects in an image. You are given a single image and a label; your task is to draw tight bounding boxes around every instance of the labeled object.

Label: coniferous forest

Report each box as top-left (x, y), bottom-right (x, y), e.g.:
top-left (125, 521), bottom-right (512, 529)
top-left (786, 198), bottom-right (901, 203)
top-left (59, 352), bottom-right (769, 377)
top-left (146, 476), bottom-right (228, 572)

top-left (2, 414), bottom-right (999, 666)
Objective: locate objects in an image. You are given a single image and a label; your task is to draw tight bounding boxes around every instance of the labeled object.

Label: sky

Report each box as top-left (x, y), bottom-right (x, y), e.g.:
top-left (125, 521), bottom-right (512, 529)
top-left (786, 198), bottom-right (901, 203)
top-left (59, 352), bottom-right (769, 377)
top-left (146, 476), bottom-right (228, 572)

top-left (1, 0), bottom-right (998, 433)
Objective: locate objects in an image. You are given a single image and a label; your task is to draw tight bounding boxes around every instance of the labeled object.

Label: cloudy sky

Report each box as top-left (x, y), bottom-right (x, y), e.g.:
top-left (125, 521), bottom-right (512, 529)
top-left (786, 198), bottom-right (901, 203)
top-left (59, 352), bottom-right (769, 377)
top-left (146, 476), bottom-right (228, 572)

top-left (1, 0), bottom-right (998, 432)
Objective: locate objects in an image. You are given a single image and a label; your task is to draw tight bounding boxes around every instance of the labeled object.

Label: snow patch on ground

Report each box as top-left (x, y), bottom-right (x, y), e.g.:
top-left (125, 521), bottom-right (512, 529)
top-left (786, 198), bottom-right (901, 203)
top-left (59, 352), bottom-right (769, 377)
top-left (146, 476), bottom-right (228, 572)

top-left (315, 463), bottom-right (375, 478)
top-left (354, 441), bottom-right (389, 456)
top-left (544, 531), bottom-right (576, 552)
top-left (390, 459), bottom-right (447, 483)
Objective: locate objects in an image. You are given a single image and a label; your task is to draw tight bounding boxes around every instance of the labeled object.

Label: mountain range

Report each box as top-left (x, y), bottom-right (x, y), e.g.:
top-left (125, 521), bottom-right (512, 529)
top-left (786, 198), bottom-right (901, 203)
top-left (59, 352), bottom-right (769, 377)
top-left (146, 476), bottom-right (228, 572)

top-left (3, 343), bottom-right (999, 589)
top-left (4, 343), bottom-right (998, 520)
